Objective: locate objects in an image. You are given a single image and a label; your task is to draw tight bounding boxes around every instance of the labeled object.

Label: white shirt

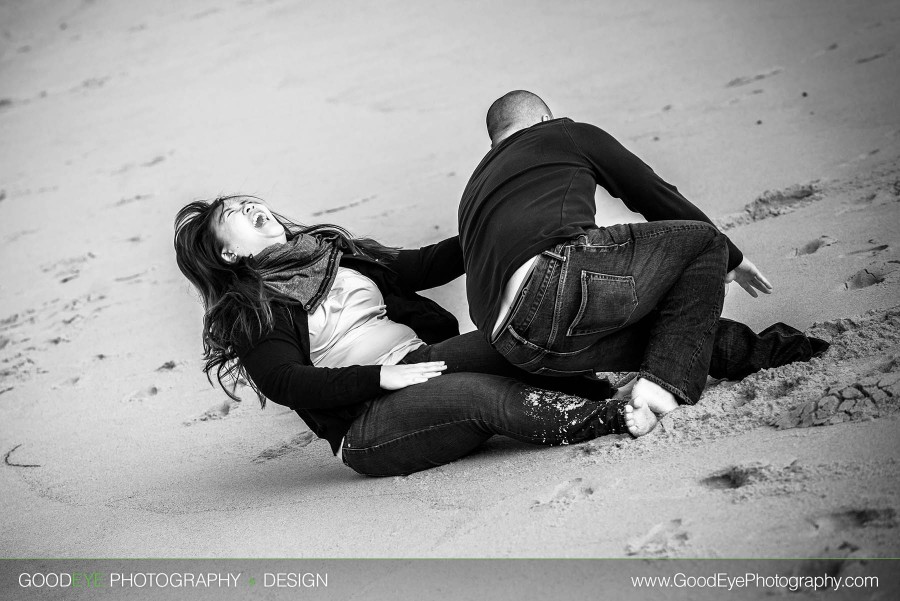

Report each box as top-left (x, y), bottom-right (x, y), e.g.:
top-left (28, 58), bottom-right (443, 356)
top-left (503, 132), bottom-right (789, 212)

top-left (309, 267), bottom-right (424, 368)
top-left (307, 267), bottom-right (425, 462)
top-left (491, 255), bottom-right (538, 338)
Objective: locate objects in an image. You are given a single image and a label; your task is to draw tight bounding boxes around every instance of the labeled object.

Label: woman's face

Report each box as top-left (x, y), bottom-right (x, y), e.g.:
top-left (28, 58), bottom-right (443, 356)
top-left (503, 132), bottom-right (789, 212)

top-left (211, 197), bottom-right (287, 263)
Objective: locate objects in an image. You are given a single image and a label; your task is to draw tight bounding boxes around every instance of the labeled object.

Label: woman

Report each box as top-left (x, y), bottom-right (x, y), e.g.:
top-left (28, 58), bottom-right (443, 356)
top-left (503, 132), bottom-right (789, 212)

top-left (174, 195), bottom-right (654, 477)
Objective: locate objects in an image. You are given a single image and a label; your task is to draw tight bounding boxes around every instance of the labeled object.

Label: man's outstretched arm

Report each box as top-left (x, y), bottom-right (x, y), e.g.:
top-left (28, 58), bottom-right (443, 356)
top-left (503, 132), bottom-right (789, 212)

top-left (565, 120), bottom-right (774, 296)
top-left (565, 121), bottom-right (744, 271)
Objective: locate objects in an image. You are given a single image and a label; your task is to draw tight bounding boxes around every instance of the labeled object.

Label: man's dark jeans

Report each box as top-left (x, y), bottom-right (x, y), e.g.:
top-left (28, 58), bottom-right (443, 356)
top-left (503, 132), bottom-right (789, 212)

top-left (491, 220), bottom-right (827, 405)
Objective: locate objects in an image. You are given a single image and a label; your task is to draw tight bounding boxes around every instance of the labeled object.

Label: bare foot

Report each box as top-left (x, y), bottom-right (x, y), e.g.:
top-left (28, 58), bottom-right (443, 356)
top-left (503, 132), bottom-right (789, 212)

top-left (624, 397), bottom-right (658, 437)
top-left (632, 377), bottom-right (679, 416)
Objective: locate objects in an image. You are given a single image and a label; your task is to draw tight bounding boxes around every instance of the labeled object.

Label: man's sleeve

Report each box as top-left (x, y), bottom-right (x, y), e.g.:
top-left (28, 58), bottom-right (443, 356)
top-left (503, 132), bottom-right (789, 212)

top-left (565, 121), bottom-right (743, 271)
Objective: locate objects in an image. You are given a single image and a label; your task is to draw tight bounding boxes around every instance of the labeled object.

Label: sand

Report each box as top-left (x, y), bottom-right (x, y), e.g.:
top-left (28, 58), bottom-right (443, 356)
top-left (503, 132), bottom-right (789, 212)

top-left (1, 0), bottom-right (899, 580)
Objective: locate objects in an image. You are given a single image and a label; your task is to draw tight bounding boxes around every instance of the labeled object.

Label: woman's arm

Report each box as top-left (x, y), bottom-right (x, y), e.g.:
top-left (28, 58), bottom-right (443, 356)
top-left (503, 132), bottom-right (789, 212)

top-left (239, 312), bottom-right (383, 410)
top-left (389, 235), bottom-right (465, 291)
top-left (238, 307), bottom-right (447, 408)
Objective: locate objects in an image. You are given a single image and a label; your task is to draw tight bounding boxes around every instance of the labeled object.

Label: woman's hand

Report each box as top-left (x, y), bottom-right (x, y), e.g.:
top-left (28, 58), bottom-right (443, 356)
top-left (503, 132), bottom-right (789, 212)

top-left (380, 362), bottom-right (447, 390)
top-left (725, 257), bottom-right (773, 298)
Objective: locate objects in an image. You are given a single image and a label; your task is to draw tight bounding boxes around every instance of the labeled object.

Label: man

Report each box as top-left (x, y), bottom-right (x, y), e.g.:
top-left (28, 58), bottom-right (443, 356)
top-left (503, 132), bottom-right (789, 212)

top-left (458, 90), bottom-right (821, 418)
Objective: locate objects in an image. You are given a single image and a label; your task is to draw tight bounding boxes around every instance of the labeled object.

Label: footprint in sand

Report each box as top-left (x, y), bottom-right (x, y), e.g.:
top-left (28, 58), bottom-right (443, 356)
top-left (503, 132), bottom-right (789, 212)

top-left (531, 477), bottom-right (596, 510)
top-left (847, 242), bottom-right (889, 256)
top-left (190, 8), bottom-right (221, 20)
top-left (809, 508), bottom-right (897, 533)
top-left (850, 191), bottom-right (876, 206)
top-left (794, 235), bottom-right (836, 256)
top-left (50, 376), bottom-right (80, 390)
top-left (183, 399), bottom-right (238, 425)
top-left (40, 252), bottom-right (95, 284)
top-left (856, 50), bottom-right (889, 64)
top-left (725, 67), bottom-right (783, 88)
top-left (48, 293), bottom-right (107, 329)
top-left (114, 270), bottom-right (150, 284)
top-left (74, 77), bottom-right (109, 91)
top-left (844, 260), bottom-right (900, 290)
top-left (123, 385), bottom-right (158, 402)
top-left (625, 519), bottom-right (689, 557)
top-left (836, 148), bottom-right (882, 169)
top-left (714, 183), bottom-right (821, 231)
top-left (0, 353), bottom-right (39, 383)
top-left (114, 193), bottom-right (153, 207)
top-left (702, 460), bottom-right (804, 490)
top-left (6, 228), bottom-right (39, 243)
top-left (112, 154), bottom-right (168, 175)
top-left (252, 431), bottom-right (317, 463)
top-left (0, 310), bottom-right (37, 338)
top-left (310, 195), bottom-right (375, 217)
top-left (1, 310), bottom-right (43, 382)
top-left (811, 42), bottom-right (839, 58)
top-left (790, 542), bottom-right (863, 588)
top-left (836, 186), bottom-right (898, 214)
top-left (703, 461), bottom-right (813, 502)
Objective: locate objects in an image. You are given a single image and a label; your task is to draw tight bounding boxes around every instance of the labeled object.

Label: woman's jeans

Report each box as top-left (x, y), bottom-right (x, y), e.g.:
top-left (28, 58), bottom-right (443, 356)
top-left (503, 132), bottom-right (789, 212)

top-left (341, 373), bottom-right (630, 477)
top-left (341, 332), bottom-right (628, 477)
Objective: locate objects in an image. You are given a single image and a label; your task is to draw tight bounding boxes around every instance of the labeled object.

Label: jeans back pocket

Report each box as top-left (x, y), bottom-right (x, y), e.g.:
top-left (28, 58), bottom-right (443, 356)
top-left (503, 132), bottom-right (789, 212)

top-left (566, 271), bottom-right (638, 336)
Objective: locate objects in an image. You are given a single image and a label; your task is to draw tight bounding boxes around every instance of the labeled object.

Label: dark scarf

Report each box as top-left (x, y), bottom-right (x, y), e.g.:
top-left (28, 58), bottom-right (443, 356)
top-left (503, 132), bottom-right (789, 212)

top-left (250, 233), bottom-right (343, 313)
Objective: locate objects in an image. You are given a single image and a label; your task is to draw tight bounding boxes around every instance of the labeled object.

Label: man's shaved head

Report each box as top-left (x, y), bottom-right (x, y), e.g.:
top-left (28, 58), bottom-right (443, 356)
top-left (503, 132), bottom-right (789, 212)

top-left (486, 90), bottom-right (553, 145)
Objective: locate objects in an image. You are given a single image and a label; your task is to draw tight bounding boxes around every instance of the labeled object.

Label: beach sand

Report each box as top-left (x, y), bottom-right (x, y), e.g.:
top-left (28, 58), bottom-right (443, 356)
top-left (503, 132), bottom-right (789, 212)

top-left (1, 0), bottom-right (899, 573)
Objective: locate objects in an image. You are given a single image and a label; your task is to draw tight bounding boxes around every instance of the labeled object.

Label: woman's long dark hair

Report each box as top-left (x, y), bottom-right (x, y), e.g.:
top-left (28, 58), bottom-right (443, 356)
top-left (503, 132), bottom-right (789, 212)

top-left (174, 194), bottom-right (399, 406)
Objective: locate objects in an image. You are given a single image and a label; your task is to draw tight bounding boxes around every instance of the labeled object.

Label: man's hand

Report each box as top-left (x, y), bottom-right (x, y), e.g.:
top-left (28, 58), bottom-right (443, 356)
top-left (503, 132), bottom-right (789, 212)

top-left (380, 362), bottom-right (447, 390)
top-left (725, 257), bottom-right (773, 298)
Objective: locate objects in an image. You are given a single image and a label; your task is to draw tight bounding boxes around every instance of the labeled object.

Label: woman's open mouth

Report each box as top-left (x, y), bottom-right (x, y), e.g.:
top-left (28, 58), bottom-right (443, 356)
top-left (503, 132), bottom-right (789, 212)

top-left (251, 211), bottom-right (268, 228)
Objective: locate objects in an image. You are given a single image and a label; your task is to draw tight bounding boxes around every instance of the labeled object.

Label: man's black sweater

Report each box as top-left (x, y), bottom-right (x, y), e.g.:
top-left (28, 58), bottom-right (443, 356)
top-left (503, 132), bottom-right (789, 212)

top-left (458, 117), bottom-right (743, 334)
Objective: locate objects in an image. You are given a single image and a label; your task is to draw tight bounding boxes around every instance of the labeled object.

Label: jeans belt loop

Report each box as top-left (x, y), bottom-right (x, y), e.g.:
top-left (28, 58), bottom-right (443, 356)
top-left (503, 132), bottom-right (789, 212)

top-left (541, 249), bottom-right (566, 262)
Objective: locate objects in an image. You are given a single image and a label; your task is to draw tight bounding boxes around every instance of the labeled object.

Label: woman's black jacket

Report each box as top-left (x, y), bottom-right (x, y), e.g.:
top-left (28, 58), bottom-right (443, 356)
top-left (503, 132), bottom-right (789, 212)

top-left (236, 236), bottom-right (464, 455)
